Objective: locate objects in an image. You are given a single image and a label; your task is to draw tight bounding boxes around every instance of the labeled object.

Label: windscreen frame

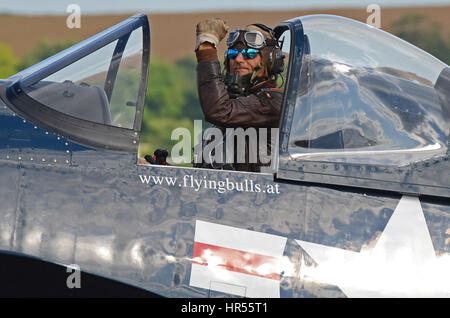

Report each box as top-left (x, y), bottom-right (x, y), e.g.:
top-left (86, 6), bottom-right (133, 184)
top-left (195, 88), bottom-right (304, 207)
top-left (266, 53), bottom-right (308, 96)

top-left (2, 14), bottom-right (150, 153)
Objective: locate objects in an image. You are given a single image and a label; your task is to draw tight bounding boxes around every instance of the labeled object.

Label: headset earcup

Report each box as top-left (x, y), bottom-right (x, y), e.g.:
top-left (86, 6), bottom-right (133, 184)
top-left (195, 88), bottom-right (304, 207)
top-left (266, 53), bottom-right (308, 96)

top-left (269, 48), bottom-right (285, 76)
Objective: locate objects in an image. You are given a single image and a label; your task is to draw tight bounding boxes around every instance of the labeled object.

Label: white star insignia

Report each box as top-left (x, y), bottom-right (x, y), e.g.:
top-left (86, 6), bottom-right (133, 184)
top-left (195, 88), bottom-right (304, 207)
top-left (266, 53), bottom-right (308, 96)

top-left (296, 196), bottom-right (450, 297)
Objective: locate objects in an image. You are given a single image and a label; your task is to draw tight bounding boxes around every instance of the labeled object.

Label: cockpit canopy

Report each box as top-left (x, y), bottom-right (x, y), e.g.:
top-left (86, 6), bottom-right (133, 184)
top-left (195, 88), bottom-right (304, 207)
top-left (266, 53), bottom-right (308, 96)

top-left (289, 15), bottom-right (448, 164)
top-left (277, 15), bottom-right (449, 196)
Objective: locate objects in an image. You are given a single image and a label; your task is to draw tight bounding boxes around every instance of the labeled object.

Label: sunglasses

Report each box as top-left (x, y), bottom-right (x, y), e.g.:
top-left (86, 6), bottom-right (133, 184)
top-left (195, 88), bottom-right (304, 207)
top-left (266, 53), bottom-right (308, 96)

top-left (226, 48), bottom-right (260, 60)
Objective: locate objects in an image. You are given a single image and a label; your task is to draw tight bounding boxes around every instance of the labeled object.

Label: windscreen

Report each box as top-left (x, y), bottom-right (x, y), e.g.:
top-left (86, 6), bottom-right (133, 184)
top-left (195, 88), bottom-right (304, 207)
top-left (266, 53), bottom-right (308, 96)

top-left (22, 28), bottom-right (143, 129)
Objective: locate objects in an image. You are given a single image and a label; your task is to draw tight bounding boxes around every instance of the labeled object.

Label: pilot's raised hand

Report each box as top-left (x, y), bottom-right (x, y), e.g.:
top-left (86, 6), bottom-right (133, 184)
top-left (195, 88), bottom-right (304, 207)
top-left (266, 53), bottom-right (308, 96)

top-left (195, 18), bottom-right (229, 51)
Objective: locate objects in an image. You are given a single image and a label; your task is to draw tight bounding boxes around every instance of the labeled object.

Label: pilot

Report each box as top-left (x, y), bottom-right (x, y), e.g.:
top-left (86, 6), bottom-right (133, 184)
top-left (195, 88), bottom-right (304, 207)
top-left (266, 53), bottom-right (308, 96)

top-left (194, 18), bottom-right (285, 172)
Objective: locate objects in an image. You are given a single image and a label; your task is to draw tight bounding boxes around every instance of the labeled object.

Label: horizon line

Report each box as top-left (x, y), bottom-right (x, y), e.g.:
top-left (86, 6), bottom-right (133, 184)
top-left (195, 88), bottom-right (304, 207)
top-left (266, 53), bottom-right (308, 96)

top-left (1, 3), bottom-right (450, 16)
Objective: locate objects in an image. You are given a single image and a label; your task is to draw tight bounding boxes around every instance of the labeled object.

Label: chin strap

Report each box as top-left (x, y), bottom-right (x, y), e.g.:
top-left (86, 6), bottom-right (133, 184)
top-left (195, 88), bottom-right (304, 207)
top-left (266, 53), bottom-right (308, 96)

top-left (226, 72), bottom-right (253, 98)
top-left (226, 65), bottom-right (272, 98)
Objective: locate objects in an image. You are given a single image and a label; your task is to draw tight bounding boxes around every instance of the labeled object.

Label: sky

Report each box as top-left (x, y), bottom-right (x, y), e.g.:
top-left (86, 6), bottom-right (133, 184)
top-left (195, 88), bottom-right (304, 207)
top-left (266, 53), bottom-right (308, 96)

top-left (0, 0), bottom-right (449, 15)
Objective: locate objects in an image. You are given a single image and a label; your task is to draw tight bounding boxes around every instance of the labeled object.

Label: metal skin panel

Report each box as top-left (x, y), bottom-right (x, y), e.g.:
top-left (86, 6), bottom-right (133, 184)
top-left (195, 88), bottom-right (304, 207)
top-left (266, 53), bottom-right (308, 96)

top-left (0, 153), bottom-right (448, 297)
top-left (0, 103), bottom-right (71, 166)
top-left (0, 162), bottom-right (19, 252)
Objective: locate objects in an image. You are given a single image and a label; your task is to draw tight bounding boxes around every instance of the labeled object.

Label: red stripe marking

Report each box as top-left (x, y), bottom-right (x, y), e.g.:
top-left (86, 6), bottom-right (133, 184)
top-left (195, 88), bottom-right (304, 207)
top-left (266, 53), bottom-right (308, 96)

top-left (267, 88), bottom-right (284, 92)
top-left (192, 242), bottom-right (280, 280)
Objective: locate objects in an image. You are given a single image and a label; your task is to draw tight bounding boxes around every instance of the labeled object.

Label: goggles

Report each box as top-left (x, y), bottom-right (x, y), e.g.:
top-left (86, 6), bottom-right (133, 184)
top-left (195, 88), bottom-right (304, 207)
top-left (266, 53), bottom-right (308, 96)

top-left (226, 48), bottom-right (260, 60)
top-left (227, 29), bottom-right (267, 49)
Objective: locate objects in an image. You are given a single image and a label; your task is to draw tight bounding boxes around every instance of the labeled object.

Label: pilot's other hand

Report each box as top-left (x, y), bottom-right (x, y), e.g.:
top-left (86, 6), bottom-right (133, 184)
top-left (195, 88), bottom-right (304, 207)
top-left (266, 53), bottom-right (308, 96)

top-left (195, 18), bottom-right (229, 51)
top-left (144, 148), bottom-right (169, 165)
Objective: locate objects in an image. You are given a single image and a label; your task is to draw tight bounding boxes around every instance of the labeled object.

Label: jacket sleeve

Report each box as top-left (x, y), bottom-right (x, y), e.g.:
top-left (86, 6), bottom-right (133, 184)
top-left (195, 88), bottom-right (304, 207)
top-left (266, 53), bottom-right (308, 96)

top-left (197, 59), bottom-right (282, 128)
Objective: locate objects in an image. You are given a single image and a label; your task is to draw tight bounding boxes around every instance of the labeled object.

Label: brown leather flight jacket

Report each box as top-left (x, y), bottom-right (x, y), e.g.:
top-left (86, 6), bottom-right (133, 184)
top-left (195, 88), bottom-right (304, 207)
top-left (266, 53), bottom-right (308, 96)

top-left (196, 48), bottom-right (283, 172)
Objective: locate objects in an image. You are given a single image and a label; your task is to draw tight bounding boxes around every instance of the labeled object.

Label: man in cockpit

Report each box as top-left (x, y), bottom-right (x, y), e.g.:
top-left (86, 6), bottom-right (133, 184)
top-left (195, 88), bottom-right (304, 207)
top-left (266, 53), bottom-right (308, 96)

top-left (194, 18), bottom-right (285, 172)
